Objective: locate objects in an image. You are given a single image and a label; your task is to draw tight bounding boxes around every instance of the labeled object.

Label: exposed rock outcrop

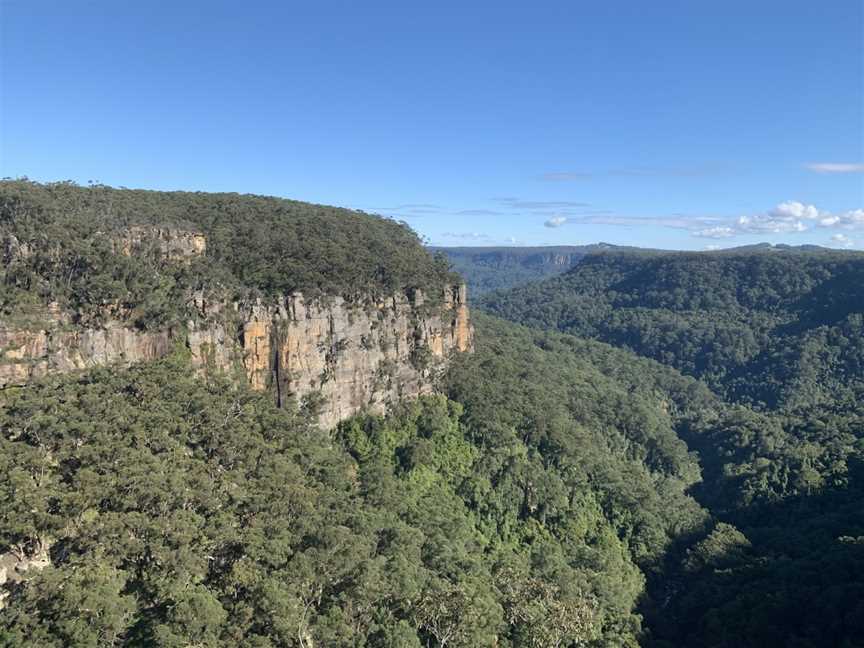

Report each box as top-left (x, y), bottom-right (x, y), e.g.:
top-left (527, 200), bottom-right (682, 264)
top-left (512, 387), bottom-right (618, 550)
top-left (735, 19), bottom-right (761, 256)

top-left (112, 226), bottom-right (207, 261)
top-left (0, 541), bottom-right (51, 610)
top-left (0, 325), bottom-right (173, 387)
top-left (0, 285), bottom-right (473, 428)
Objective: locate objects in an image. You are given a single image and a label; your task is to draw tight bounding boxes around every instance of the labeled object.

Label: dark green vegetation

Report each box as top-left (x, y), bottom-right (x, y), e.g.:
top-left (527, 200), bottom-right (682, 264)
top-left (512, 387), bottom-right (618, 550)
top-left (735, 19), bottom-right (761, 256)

top-left (482, 249), bottom-right (864, 647)
top-left (482, 249), bottom-right (864, 408)
top-left (0, 180), bottom-right (455, 327)
top-left (1, 319), bottom-right (716, 647)
top-left (432, 245), bottom-right (629, 296)
top-left (2, 183), bottom-right (862, 647)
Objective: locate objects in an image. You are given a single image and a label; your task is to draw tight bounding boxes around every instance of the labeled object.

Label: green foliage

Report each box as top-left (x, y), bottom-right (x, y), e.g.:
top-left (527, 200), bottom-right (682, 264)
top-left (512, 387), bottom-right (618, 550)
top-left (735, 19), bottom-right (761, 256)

top-left (0, 313), bottom-right (720, 646)
top-left (0, 179), bottom-right (457, 327)
top-left (481, 249), bottom-right (864, 409)
top-left (0, 357), bottom-right (426, 646)
top-left (480, 249), bottom-right (864, 647)
top-left (3, 207), bottom-right (864, 648)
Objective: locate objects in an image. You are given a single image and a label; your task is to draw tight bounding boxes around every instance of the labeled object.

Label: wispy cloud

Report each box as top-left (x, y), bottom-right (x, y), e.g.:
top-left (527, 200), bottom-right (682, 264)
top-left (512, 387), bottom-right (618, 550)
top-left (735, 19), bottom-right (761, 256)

top-left (544, 216), bottom-right (569, 228)
top-left (455, 209), bottom-right (504, 216)
top-left (831, 233), bottom-right (855, 248)
top-left (495, 197), bottom-right (591, 209)
top-left (435, 232), bottom-right (524, 245)
top-left (528, 208), bottom-right (613, 217)
top-left (805, 162), bottom-right (864, 174)
top-left (546, 213), bottom-right (721, 230)
top-left (539, 200), bottom-right (863, 241)
top-left (371, 203), bottom-right (442, 210)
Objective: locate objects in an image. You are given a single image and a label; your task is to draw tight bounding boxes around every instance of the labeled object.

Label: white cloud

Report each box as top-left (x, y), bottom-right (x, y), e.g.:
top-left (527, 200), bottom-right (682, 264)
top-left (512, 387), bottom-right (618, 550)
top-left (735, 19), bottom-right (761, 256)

top-left (731, 201), bottom-right (822, 234)
top-left (835, 209), bottom-right (864, 229)
top-left (544, 216), bottom-right (569, 228)
top-left (816, 209), bottom-right (864, 230)
top-left (686, 201), bottom-right (864, 241)
top-left (831, 234), bottom-right (855, 248)
top-left (805, 162), bottom-right (864, 174)
top-left (694, 226), bottom-right (736, 239)
top-left (769, 201), bottom-right (822, 221)
top-left (736, 214), bottom-right (808, 234)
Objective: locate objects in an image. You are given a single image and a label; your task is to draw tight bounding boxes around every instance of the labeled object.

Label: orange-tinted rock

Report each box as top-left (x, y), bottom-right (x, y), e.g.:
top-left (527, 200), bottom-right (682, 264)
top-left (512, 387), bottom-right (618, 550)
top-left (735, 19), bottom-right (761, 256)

top-left (0, 284), bottom-right (474, 429)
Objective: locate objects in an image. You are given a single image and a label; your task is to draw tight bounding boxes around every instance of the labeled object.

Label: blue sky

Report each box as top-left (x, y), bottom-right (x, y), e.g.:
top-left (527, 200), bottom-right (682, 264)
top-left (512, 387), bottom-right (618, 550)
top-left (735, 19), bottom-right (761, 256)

top-left (1, 0), bottom-right (862, 250)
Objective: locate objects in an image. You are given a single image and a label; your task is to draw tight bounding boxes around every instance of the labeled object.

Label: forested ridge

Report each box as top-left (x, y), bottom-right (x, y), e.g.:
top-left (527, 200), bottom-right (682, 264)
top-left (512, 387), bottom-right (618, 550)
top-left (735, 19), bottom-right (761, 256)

top-left (0, 180), bottom-right (455, 328)
top-left (1, 185), bottom-right (862, 647)
top-left (481, 250), bottom-right (864, 647)
top-left (482, 249), bottom-right (864, 408)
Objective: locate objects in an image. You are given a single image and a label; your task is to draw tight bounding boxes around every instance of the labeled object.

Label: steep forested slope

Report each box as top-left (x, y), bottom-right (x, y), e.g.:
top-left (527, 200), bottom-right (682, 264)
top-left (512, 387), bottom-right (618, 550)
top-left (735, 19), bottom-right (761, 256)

top-left (0, 316), bottom-right (720, 647)
top-left (482, 249), bottom-right (864, 408)
top-left (3, 181), bottom-right (862, 647)
top-left (480, 249), bottom-right (864, 647)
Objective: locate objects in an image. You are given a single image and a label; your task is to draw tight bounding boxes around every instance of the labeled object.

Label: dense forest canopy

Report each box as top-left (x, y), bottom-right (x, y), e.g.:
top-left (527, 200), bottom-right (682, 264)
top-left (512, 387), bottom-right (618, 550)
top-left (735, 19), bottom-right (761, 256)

top-left (1, 183), bottom-right (863, 647)
top-left (0, 180), bottom-right (456, 327)
top-left (2, 312), bottom-right (862, 647)
top-left (479, 249), bottom-right (864, 647)
top-left (0, 317), bottom-right (721, 647)
top-left (481, 249), bottom-right (864, 409)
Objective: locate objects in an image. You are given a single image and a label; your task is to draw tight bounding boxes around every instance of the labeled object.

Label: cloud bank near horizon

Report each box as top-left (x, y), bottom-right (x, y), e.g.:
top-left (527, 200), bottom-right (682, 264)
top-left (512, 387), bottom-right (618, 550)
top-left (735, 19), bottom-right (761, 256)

top-left (805, 162), bottom-right (864, 174)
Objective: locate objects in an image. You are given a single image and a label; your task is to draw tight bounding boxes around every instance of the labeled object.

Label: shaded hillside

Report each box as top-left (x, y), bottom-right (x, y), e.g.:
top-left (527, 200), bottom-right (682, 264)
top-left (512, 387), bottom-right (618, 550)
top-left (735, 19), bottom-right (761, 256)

top-left (432, 244), bottom-right (635, 295)
top-left (480, 248), bottom-right (864, 647)
top-left (481, 248), bottom-right (864, 409)
top-left (0, 314), bottom-right (719, 647)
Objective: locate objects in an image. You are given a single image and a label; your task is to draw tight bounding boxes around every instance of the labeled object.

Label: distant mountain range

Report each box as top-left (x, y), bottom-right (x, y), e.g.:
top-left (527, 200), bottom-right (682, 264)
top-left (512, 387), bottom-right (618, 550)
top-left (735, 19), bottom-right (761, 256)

top-left (429, 244), bottom-right (625, 295)
top-left (433, 242), bottom-right (856, 296)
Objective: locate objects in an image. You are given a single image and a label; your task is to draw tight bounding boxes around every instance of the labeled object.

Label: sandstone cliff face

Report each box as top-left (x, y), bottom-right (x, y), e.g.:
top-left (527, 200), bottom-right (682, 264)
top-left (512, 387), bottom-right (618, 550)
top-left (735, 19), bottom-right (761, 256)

top-left (0, 285), bottom-right (472, 428)
top-left (0, 323), bottom-right (173, 387)
top-left (112, 226), bottom-right (207, 261)
top-left (194, 285), bottom-right (472, 429)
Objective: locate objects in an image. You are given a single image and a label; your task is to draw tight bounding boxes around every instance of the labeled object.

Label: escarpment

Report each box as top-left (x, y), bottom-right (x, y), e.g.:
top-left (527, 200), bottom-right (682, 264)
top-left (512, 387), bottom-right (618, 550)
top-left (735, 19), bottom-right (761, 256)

top-left (0, 226), bottom-right (473, 428)
top-left (188, 284), bottom-right (472, 428)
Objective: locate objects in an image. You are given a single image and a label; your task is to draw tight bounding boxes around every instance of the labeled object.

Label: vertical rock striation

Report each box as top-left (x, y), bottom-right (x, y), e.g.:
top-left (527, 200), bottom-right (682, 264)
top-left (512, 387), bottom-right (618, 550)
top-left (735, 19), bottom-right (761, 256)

top-left (0, 285), bottom-right (473, 428)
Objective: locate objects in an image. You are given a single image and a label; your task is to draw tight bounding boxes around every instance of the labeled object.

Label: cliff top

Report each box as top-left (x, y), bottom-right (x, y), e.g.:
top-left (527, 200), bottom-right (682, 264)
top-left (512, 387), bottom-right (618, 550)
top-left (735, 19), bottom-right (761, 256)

top-left (0, 179), bottom-right (459, 327)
